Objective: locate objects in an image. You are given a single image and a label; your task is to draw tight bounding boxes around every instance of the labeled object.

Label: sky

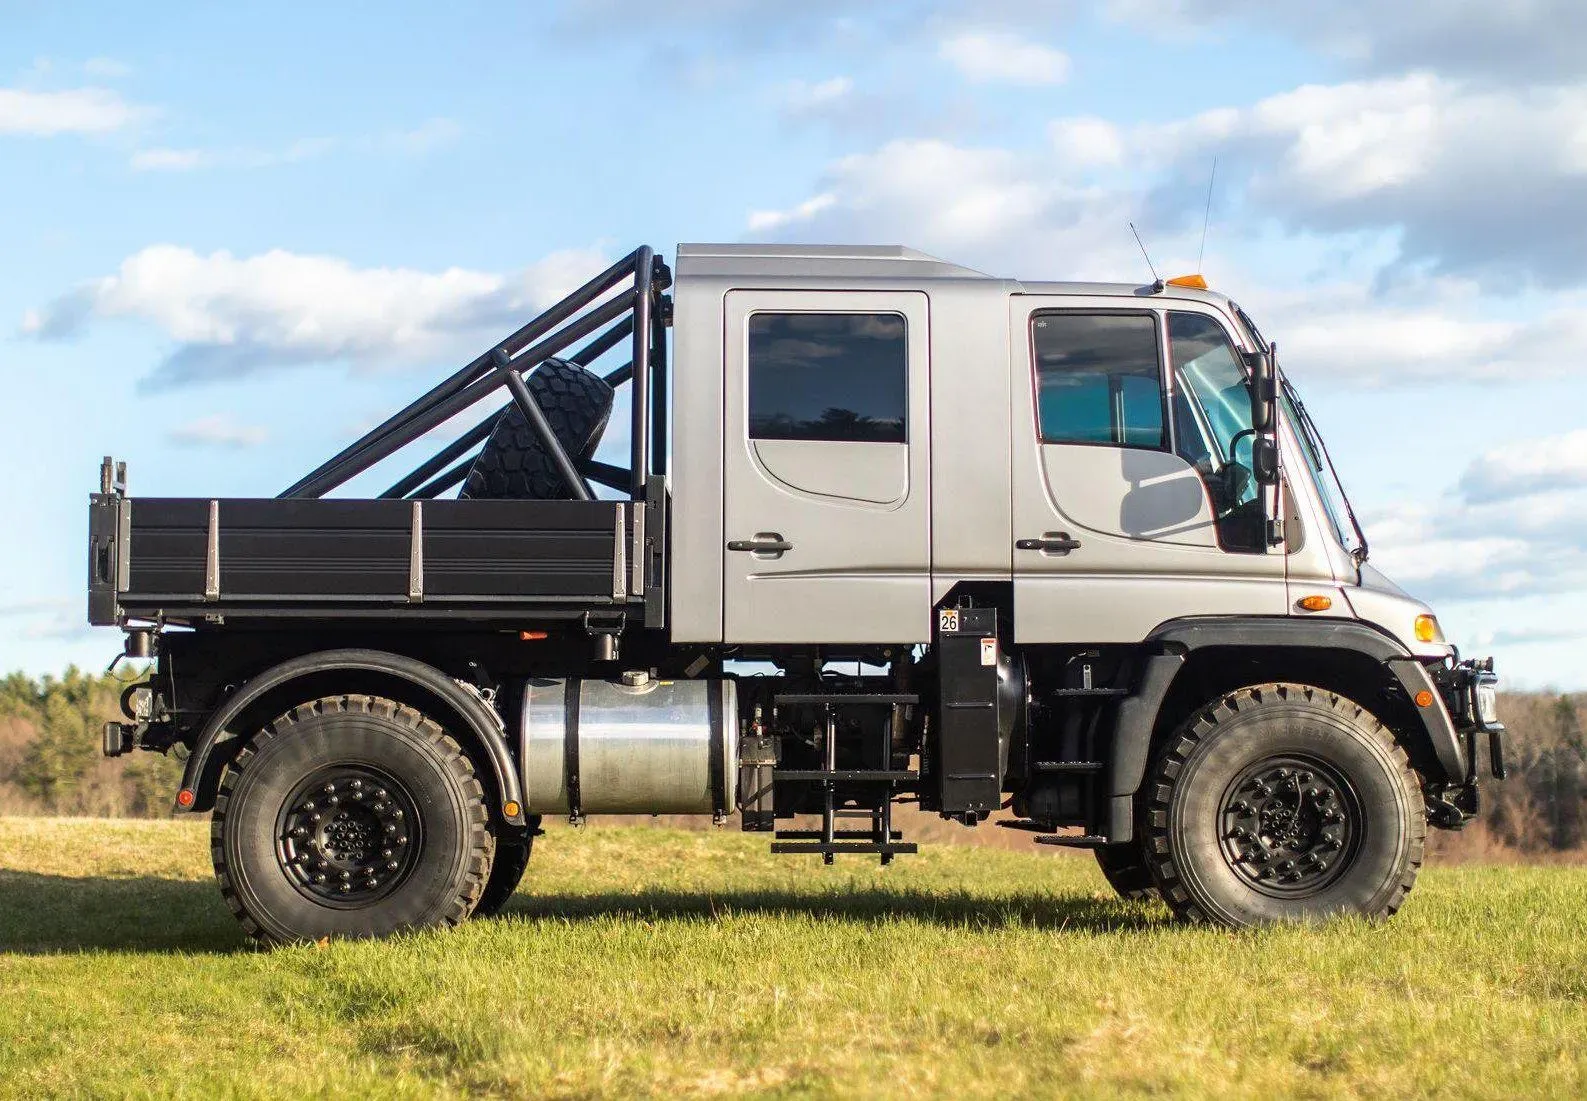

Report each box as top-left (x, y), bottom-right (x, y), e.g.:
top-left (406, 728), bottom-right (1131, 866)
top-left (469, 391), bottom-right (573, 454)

top-left (2, 0), bottom-right (1585, 688)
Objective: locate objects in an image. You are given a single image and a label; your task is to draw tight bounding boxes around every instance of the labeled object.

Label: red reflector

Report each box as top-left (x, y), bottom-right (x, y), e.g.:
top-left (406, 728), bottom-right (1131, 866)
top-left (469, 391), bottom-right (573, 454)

top-left (176, 789), bottom-right (196, 808)
top-left (519, 630), bottom-right (548, 641)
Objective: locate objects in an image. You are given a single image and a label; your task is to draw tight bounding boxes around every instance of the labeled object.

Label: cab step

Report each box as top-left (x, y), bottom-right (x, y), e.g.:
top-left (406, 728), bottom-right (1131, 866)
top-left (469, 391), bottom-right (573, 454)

top-left (1033, 834), bottom-right (1109, 848)
top-left (1031, 760), bottom-right (1104, 773)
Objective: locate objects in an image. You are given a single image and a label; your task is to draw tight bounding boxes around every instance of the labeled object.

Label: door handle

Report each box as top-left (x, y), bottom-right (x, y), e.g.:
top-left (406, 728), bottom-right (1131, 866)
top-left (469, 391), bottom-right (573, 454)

top-left (728, 536), bottom-right (793, 554)
top-left (1016, 533), bottom-right (1082, 555)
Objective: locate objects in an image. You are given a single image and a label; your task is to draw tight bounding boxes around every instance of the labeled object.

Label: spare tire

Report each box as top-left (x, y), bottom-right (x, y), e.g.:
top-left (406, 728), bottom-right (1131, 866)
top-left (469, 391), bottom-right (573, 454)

top-left (461, 357), bottom-right (614, 500)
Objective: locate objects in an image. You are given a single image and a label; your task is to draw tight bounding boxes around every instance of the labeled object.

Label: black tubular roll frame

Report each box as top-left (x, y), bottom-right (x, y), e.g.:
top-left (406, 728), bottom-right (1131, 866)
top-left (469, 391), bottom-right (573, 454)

top-left (279, 246), bottom-right (670, 503)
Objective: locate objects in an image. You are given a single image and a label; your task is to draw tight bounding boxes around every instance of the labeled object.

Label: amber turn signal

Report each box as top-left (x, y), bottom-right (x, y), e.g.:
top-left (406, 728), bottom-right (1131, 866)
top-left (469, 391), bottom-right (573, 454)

top-left (1413, 615), bottom-right (1442, 643)
top-left (1296, 595), bottom-right (1333, 612)
top-left (503, 801), bottom-right (521, 819)
top-left (1414, 690), bottom-right (1434, 708)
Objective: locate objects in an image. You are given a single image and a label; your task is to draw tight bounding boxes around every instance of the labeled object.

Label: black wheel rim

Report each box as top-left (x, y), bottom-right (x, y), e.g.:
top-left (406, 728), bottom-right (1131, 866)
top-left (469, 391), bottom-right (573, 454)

top-left (275, 765), bottom-right (422, 908)
top-left (1218, 755), bottom-right (1362, 898)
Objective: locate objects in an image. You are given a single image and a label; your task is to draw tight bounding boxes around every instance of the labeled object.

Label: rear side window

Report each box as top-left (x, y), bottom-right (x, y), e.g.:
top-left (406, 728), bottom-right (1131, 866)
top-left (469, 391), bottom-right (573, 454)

top-left (1032, 313), bottom-right (1165, 448)
top-left (748, 313), bottom-right (907, 443)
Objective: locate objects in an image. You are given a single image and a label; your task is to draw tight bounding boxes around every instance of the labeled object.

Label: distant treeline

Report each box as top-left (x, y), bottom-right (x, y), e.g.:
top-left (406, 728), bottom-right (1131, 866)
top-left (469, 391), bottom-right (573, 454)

top-left (1, 670), bottom-right (1582, 853)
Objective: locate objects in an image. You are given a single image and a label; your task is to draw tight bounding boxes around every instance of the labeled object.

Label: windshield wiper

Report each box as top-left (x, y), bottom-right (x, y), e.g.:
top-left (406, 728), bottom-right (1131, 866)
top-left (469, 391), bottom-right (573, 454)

top-left (1286, 384), bottom-right (1370, 565)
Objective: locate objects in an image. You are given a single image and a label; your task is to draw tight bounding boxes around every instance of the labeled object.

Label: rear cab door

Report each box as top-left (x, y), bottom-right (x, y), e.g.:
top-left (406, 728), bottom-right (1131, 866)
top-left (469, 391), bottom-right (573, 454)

top-left (721, 290), bottom-right (932, 644)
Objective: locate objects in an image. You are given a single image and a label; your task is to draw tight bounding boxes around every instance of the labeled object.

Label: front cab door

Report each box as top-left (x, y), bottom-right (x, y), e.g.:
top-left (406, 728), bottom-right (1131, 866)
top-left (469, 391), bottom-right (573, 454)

top-left (1010, 297), bottom-right (1288, 643)
top-left (722, 290), bottom-right (931, 644)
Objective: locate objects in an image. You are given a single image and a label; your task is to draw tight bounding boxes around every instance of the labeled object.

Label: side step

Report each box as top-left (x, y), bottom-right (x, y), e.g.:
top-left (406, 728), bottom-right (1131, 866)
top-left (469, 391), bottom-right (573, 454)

top-left (995, 820), bottom-right (1110, 848)
top-left (770, 692), bottom-right (919, 865)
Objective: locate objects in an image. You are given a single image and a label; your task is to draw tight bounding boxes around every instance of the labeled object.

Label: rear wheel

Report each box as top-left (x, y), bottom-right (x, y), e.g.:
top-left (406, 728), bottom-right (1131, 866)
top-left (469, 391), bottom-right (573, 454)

top-left (1144, 683), bottom-right (1425, 927)
top-left (1093, 841), bottom-right (1159, 902)
top-left (212, 695), bottom-right (491, 945)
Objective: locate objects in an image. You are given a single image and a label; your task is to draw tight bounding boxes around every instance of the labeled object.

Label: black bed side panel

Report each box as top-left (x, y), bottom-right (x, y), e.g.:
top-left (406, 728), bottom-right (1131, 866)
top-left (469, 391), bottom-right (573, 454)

top-left (124, 497), bottom-right (620, 604)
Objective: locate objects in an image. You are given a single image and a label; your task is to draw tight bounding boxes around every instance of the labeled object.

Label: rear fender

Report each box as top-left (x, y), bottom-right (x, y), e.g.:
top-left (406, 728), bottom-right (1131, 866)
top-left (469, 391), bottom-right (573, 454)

top-left (175, 648), bottom-right (526, 826)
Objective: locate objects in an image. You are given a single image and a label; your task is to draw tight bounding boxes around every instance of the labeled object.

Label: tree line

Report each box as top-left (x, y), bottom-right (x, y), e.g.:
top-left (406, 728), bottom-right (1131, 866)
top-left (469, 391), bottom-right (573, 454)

top-left (0, 668), bottom-right (1582, 852)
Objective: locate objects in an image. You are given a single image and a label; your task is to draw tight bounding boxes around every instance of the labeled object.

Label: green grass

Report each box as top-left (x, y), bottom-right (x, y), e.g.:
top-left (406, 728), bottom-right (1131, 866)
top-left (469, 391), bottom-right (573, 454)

top-left (0, 819), bottom-right (1583, 1099)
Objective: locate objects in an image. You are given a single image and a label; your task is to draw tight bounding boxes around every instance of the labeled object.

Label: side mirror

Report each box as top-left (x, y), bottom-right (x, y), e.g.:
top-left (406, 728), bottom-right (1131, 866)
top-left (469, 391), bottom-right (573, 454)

top-left (1243, 346), bottom-right (1277, 433)
top-left (1252, 437), bottom-right (1280, 486)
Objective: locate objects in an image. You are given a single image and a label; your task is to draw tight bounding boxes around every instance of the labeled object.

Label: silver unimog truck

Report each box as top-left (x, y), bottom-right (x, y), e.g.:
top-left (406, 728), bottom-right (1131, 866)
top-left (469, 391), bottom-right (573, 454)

top-left (89, 244), bottom-right (1504, 943)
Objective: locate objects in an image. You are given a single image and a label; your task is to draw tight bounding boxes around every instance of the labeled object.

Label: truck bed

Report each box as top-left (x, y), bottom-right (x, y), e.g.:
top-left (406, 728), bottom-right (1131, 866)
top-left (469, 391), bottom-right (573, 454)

top-left (89, 494), bottom-right (660, 626)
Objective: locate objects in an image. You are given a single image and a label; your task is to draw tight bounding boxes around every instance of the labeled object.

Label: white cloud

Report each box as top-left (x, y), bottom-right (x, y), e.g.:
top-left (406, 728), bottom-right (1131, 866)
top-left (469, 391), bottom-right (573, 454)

top-left (0, 86), bottom-right (143, 136)
top-left (748, 192), bottom-right (837, 233)
top-left (130, 138), bottom-right (337, 172)
top-left (1109, 0), bottom-right (1587, 82)
top-left (381, 117), bottom-right (461, 155)
top-left (1458, 430), bottom-right (1587, 505)
top-left (130, 147), bottom-right (210, 171)
top-left (166, 414), bottom-right (269, 449)
top-left (1248, 279), bottom-right (1587, 386)
top-left (780, 76), bottom-right (853, 114)
top-left (743, 138), bottom-right (1135, 277)
top-left (24, 244), bottom-right (611, 387)
top-left (1367, 428), bottom-right (1587, 603)
top-left (1142, 74), bottom-right (1587, 284)
top-left (939, 31), bottom-right (1069, 86)
top-left (1049, 117), bottom-right (1125, 167)
top-left (82, 57), bottom-right (132, 79)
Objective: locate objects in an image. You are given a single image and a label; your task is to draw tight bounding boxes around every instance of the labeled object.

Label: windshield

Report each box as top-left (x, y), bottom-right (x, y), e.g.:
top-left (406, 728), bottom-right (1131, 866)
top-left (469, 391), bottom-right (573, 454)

top-left (1280, 381), bottom-right (1368, 562)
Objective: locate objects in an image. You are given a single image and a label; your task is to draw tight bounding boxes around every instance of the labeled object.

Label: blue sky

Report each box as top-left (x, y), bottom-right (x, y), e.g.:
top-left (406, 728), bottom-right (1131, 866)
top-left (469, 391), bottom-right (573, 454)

top-left (3, 1), bottom-right (1586, 686)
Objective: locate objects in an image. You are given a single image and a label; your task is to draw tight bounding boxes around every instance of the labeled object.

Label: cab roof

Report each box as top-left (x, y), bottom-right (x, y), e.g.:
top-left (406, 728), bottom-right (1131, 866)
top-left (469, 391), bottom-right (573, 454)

top-left (674, 242), bottom-right (1234, 307)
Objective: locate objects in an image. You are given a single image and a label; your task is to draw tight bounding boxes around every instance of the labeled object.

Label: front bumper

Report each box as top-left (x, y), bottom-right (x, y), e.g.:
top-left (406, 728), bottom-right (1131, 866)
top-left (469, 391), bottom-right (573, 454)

top-left (1440, 656), bottom-right (1506, 780)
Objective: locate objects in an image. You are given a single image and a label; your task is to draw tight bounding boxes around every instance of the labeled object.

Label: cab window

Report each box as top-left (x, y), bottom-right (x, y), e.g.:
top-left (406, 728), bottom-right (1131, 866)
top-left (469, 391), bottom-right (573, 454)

top-left (748, 313), bottom-right (907, 443)
top-left (1168, 312), bottom-right (1265, 552)
top-left (1031, 313), bottom-right (1165, 449)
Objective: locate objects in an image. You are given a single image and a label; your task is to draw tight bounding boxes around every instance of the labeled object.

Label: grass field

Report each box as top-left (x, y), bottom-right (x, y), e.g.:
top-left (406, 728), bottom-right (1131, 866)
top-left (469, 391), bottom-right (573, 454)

top-left (0, 819), bottom-right (1583, 1099)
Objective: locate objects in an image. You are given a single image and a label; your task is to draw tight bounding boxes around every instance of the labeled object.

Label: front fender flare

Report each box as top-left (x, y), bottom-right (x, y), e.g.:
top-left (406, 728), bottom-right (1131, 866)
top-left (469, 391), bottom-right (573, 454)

top-left (1141, 616), bottom-right (1466, 781)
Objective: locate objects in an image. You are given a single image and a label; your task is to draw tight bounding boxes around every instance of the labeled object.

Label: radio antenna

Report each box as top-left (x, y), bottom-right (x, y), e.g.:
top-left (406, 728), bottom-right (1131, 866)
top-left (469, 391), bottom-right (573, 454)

top-left (1197, 157), bottom-right (1218, 272)
top-left (1129, 222), bottom-right (1161, 284)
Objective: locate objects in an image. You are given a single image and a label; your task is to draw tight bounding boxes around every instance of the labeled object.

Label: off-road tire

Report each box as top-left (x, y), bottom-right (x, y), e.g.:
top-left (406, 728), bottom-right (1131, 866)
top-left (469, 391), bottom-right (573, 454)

top-left (472, 827), bottom-right (536, 919)
top-left (212, 695), bottom-right (492, 946)
top-left (1143, 683), bottom-right (1425, 927)
top-left (461, 357), bottom-right (613, 500)
top-left (1093, 842), bottom-right (1159, 902)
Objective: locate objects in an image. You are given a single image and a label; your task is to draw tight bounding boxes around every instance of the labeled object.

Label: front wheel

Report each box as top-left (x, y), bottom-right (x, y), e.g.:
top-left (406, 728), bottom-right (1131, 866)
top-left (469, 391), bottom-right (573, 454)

top-left (212, 695), bottom-right (492, 945)
top-left (1144, 683), bottom-right (1425, 927)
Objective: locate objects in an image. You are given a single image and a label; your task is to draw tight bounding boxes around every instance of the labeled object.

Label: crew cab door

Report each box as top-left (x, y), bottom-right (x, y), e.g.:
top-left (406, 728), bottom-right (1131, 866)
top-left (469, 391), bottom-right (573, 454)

top-left (1010, 296), bottom-right (1287, 643)
top-left (722, 290), bottom-right (931, 643)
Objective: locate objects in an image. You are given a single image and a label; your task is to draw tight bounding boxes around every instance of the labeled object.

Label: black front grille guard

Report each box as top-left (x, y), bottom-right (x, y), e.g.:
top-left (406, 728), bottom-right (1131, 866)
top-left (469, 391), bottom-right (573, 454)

top-left (278, 245), bottom-right (670, 502)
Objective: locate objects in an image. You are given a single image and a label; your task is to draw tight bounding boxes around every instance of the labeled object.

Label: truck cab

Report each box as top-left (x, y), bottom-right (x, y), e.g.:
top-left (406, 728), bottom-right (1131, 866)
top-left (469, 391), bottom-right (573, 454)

top-left (89, 243), bottom-right (1504, 943)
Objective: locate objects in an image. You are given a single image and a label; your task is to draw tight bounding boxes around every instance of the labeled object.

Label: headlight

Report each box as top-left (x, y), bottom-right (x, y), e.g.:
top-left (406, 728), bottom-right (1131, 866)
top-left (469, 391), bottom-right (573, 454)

top-left (1475, 681), bottom-right (1499, 725)
top-left (1413, 614), bottom-right (1443, 643)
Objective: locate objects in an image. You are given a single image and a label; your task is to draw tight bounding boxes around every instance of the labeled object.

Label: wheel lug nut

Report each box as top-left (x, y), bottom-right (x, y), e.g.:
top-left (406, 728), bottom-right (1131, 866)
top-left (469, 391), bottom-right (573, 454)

top-left (375, 788), bottom-right (388, 800)
top-left (385, 824), bottom-right (397, 835)
top-left (1296, 771), bottom-right (1312, 783)
top-left (395, 836), bottom-right (407, 847)
top-left (323, 782), bottom-right (336, 794)
top-left (340, 871), bottom-right (351, 881)
top-left (312, 873), bottom-right (327, 884)
top-left (300, 800), bottom-right (315, 812)
top-left (386, 860), bottom-right (399, 871)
